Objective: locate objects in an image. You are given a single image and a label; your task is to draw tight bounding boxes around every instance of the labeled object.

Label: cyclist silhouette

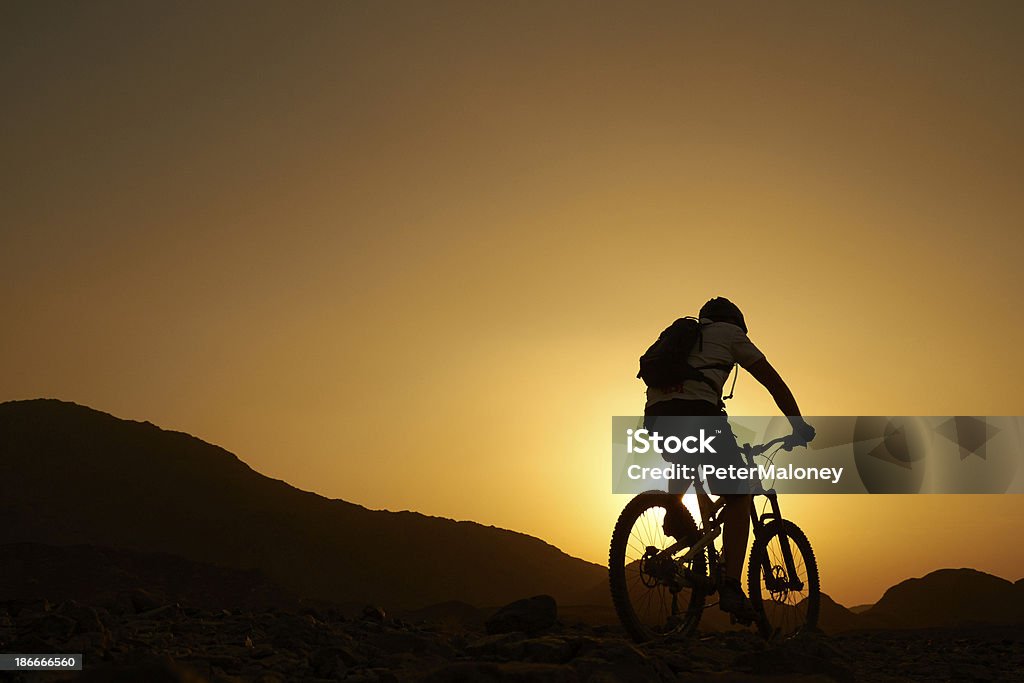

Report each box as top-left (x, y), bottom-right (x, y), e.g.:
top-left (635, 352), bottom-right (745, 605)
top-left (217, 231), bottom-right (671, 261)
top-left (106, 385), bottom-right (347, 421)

top-left (643, 297), bottom-right (815, 620)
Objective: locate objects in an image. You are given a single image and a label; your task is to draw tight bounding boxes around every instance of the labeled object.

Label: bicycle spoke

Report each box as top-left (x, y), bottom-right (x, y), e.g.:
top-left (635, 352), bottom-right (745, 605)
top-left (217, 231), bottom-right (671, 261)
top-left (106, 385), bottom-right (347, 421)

top-left (611, 495), bottom-right (708, 641)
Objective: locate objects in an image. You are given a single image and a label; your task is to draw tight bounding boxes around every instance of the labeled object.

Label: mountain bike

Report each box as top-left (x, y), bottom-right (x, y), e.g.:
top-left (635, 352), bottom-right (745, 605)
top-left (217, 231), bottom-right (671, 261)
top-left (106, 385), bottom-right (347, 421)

top-left (609, 435), bottom-right (820, 641)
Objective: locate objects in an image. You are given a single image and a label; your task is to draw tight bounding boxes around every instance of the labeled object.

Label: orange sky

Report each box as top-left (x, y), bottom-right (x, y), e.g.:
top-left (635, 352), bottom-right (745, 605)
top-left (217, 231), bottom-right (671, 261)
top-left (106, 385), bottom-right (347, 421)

top-left (3, 1), bottom-right (1023, 606)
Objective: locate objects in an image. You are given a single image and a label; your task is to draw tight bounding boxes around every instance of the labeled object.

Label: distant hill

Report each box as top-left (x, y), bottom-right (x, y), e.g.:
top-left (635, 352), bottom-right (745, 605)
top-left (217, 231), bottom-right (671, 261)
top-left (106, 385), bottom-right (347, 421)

top-left (817, 593), bottom-right (861, 634)
top-left (0, 399), bottom-right (605, 610)
top-left (858, 568), bottom-right (1024, 629)
top-left (0, 542), bottom-right (294, 610)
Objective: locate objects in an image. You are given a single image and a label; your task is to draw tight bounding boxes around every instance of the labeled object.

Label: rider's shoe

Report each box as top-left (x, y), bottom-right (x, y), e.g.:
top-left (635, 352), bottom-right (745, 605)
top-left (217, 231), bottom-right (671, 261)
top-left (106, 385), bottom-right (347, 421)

top-left (719, 577), bottom-right (758, 623)
top-left (662, 506), bottom-right (696, 544)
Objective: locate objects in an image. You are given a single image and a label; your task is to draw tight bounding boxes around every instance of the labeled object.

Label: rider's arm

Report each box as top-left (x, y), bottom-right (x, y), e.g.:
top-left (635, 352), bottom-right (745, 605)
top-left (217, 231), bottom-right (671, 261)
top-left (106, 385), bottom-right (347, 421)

top-left (731, 328), bottom-right (813, 443)
top-left (746, 358), bottom-right (815, 445)
top-left (746, 357), bottom-right (809, 432)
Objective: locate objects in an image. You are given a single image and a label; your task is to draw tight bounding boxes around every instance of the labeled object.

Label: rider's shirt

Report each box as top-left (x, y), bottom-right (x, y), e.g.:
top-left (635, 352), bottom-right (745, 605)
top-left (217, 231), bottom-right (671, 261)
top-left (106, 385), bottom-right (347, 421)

top-left (645, 318), bottom-right (765, 409)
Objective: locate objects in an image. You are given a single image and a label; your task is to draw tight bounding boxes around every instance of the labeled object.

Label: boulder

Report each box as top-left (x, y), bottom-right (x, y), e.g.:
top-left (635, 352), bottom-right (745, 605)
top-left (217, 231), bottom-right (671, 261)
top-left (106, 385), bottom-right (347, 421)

top-left (486, 595), bottom-right (557, 635)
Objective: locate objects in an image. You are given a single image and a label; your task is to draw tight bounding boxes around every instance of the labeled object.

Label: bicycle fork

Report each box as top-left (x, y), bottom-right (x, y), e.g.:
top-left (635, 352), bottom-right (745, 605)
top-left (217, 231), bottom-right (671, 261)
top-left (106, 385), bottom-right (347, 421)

top-left (756, 492), bottom-right (803, 592)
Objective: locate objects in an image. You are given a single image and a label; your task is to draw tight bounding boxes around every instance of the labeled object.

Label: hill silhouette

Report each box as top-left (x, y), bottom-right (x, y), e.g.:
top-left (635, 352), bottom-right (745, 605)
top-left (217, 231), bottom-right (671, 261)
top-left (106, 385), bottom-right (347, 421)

top-left (858, 568), bottom-right (1024, 629)
top-left (816, 593), bottom-right (862, 633)
top-left (0, 542), bottom-right (295, 610)
top-left (0, 399), bottom-right (605, 610)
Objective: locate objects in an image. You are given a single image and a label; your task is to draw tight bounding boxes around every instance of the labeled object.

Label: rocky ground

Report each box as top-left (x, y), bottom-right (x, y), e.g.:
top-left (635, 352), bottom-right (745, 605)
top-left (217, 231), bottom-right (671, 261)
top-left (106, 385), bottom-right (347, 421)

top-left (1, 594), bottom-right (1022, 682)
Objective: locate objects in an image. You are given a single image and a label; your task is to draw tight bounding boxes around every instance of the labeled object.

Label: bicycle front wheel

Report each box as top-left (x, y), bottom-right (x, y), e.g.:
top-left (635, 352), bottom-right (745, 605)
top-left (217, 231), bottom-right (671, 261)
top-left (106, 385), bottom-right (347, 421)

top-left (609, 492), bottom-right (706, 642)
top-left (747, 519), bottom-right (820, 639)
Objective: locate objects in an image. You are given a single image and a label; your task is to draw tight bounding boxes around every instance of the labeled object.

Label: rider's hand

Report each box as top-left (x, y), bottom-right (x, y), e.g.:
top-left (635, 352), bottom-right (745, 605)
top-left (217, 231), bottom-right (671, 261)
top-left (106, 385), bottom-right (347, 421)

top-left (783, 419), bottom-right (816, 451)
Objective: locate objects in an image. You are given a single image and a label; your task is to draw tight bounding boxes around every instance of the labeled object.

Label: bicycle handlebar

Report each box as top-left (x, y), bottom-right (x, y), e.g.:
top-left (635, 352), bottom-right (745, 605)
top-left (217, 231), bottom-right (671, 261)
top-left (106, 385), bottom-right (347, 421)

top-left (740, 435), bottom-right (793, 465)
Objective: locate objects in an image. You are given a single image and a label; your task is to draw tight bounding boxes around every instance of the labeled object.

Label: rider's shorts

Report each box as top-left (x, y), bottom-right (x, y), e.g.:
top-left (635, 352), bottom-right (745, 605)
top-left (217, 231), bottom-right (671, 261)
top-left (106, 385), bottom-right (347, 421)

top-left (643, 398), bottom-right (753, 497)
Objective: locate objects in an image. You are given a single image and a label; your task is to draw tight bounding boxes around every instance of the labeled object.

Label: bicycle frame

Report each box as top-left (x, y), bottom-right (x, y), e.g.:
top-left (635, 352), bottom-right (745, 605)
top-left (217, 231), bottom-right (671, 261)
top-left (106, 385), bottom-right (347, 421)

top-left (653, 437), bottom-right (804, 594)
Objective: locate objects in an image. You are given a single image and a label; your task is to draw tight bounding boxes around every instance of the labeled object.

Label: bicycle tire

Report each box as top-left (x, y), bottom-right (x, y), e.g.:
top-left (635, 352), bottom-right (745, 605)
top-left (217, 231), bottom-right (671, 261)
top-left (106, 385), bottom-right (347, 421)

top-left (746, 519), bottom-right (820, 639)
top-left (609, 492), bottom-right (706, 642)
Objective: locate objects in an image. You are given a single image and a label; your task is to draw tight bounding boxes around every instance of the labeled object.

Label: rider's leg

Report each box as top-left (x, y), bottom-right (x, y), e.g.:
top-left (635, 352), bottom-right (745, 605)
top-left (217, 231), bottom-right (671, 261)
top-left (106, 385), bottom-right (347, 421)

top-left (721, 494), bottom-right (752, 580)
top-left (661, 475), bottom-right (694, 540)
top-left (718, 493), bottom-right (757, 620)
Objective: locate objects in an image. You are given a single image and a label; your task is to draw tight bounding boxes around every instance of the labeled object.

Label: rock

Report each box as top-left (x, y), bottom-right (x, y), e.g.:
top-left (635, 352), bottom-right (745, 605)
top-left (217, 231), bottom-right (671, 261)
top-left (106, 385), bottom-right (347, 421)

top-left (250, 645), bottom-right (275, 659)
top-left (253, 674), bottom-right (287, 683)
top-left (574, 655), bottom-right (673, 682)
top-left (76, 656), bottom-right (202, 682)
top-left (126, 588), bottom-right (164, 614)
top-left (486, 596), bottom-right (558, 635)
top-left (734, 636), bottom-right (854, 683)
top-left (137, 603), bottom-right (183, 620)
top-left (53, 598), bottom-right (113, 651)
top-left (466, 632), bottom-right (527, 659)
top-left (571, 639), bottom-right (672, 683)
top-left (949, 662), bottom-right (996, 682)
top-left (363, 605), bottom-right (387, 622)
top-left (263, 611), bottom-right (322, 650)
top-left (27, 612), bottom-right (77, 642)
top-left (573, 638), bottom-right (645, 663)
top-left (15, 600), bottom-right (51, 622)
top-left (308, 646), bottom-right (353, 678)
top-left (521, 636), bottom-right (576, 664)
top-left (67, 630), bottom-right (112, 655)
top-left (58, 601), bottom-right (110, 634)
top-left (367, 628), bottom-right (454, 657)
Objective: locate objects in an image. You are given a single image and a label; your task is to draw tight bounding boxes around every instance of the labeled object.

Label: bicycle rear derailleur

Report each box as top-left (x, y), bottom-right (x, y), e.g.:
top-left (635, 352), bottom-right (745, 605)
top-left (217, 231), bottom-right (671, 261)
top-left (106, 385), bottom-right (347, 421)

top-left (638, 546), bottom-right (698, 592)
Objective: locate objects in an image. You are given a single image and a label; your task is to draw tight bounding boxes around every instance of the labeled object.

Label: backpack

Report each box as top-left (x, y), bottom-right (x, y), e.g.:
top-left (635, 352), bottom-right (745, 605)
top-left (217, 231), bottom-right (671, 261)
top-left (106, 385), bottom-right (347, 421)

top-left (637, 317), bottom-right (733, 391)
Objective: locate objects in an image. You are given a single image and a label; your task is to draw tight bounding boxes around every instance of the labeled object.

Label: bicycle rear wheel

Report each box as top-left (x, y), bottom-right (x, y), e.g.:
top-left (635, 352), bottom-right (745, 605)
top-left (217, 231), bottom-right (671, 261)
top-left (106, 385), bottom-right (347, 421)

top-left (747, 519), bottom-right (819, 639)
top-left (609, 492), bottom-right (706, 642)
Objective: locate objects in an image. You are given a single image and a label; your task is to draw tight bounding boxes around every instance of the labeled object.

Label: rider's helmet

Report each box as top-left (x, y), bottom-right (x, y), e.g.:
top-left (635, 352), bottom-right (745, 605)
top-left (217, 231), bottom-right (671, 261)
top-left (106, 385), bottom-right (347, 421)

top-left (699, 297), bottom-right (747, 333)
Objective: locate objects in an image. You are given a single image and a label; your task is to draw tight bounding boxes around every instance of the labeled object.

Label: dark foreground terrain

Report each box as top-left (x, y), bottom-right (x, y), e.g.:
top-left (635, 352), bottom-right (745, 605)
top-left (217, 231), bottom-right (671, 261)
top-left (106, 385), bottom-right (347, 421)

top-left (3, 403), bottom-right (1024, 681)
top-left (2, 595), bottom-right (1022, 683)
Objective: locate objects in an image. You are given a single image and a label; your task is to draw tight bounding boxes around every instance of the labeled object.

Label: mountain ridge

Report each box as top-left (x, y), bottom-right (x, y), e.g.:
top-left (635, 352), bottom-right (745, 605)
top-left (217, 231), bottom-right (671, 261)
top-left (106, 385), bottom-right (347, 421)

top-left (0, 398), bottom-right (605, 610)
top-left (857, 567), bottom-right (1024, 629)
